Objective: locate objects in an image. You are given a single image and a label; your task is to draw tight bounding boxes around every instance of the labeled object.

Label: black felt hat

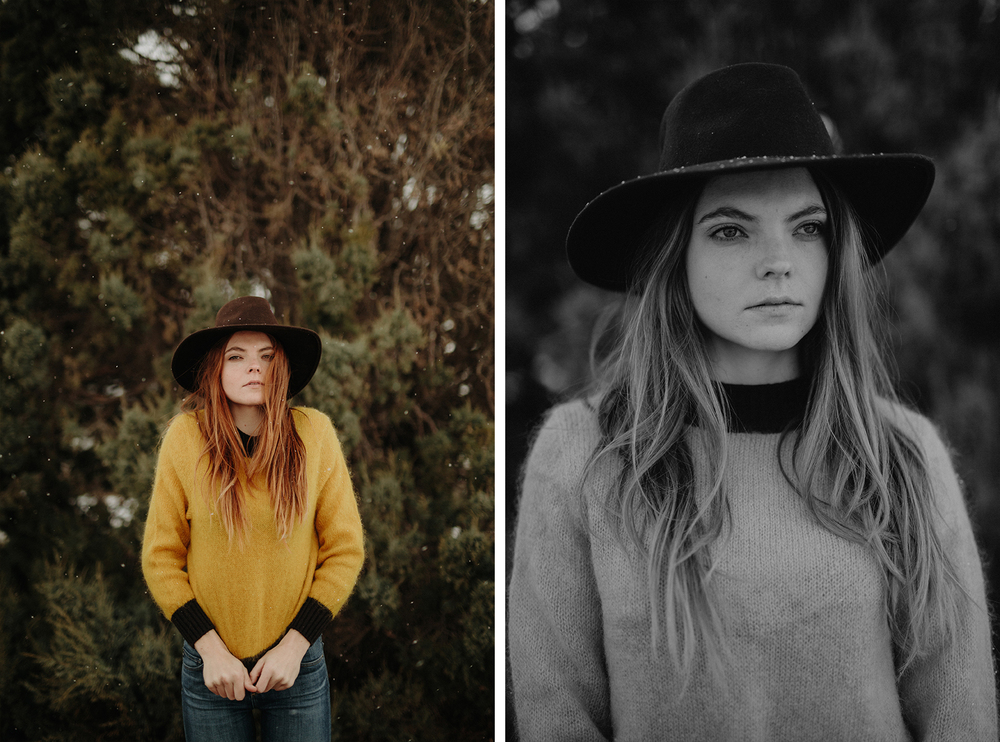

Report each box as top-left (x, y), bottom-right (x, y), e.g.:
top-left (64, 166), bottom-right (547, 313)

top-left (566, 63), bottom-right (935, 292)
top-left (171, 296), bottom-right (321, 398)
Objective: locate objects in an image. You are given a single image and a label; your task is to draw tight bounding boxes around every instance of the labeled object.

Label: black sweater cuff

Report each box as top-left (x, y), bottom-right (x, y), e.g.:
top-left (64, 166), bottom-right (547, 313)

top-left (288, 597), bottom-right (333, 645)
top-left (170, 599), bottom-right (216, 646)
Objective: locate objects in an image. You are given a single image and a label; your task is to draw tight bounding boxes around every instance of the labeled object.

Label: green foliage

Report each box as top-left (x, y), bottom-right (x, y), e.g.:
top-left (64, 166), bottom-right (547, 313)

top-left (23, 565), bottom-right (183, 741)
top-left (183, 280), bottom-right (233, 335)
top-left (0, 318), bottom-right (51, 476)
top-left (9, 151), bottom-right (68, 224)
top-left (285, 63), bottom-right (328, 127)
top-left (45, 70), bottom-right (107, 153)
top-left (2, 317), bottom-right (48, 389)
top-left (294, 213), bottom-right (380, 335)
top-left (332, 409), bottom-right (495, 739)
top-left (5, 212), bottom-right (55, 304)
top-left (294, 245), bottom-right (356, 330)
top-left (368, 308), bottom-right (424, 405)
top-left (332, 668), bottom-right (438, 742)
top-left (299, 335), bottom-right (369, 452)
top-left (99, 273), bottom-right (146, 332)
top-left (95, 401), bottom-right (167, 523)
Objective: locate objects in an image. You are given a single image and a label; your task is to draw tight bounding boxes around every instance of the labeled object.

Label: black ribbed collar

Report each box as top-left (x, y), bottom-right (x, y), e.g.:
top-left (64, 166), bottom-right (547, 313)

top-left (237, 428), bottom-right (258, 457)
top-left (715, 376), bottom-right (811, 434)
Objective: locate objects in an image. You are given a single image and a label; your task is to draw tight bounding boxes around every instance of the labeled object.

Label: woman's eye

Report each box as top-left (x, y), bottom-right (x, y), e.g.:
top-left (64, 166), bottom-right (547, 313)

top-left (227, 355), bottom-right (241, 361)
top-left (262, 355), bottom-right (273, 361)
top-left (710, 225), bottom-right (746, 241)
top-left (797, 221), bottom-right (827, 239)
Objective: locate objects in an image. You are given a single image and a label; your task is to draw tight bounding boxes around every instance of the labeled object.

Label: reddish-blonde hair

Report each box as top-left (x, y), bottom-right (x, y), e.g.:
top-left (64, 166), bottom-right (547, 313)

top-left (180, 333), bottom-right (308, 543)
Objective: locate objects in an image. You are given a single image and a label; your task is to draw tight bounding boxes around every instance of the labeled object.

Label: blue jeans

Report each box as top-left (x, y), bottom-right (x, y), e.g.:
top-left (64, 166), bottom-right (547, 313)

top-left (181, 637), bottom-right (331, 742)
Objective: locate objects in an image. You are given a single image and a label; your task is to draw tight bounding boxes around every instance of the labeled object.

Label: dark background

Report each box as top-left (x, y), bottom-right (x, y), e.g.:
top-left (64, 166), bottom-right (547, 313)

top-left (506, 0), bottom-right (1000, 735)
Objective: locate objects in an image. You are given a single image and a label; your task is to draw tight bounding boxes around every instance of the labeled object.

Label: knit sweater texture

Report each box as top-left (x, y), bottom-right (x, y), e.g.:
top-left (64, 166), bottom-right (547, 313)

top-left (142, 407), bottom-right (364, 662)
top-left (508, 393), bottom-right (996, 741)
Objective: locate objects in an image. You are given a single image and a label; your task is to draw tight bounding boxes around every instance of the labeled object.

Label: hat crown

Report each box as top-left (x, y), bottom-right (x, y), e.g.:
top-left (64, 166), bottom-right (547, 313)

top-left (658, 63), bottom-right (834, 171)
top-left (214, 296), bottom-right (278, 328)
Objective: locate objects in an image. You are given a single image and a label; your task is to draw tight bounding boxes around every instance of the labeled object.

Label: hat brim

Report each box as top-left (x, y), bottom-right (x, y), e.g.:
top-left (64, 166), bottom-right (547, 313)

top-left (566, 153), bottom-right (935, 291)
top-left (171, 325), bottom-right (322, 399)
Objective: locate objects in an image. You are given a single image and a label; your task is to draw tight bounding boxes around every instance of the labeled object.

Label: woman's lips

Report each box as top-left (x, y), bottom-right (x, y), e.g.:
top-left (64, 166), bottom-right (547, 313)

top-left (747, 297), bottom-right (800, 309)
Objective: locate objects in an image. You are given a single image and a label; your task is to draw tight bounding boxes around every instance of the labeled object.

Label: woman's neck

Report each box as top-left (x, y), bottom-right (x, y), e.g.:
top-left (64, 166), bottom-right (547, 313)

top-left (707, 341), bottom-right (800, 385)
top-left (229, 402), bottom-right (263, 435)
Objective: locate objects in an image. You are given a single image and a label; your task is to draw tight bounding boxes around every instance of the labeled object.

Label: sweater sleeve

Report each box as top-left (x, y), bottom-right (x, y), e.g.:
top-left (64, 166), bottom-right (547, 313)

top-left (295, 410), bottom-right (364, 629)
top-left (508, 403), bottom-right (613, 741)
top-left (895, 414), bottom-right (998, 740)
top-left (141, 414), bottom-right (217, 645)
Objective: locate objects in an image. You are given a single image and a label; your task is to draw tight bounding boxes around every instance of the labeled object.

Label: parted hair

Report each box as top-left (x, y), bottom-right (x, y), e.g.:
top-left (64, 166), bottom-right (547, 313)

top-left (180, 334), bottom-right (308, 544)
top-left (584, 167), bottom-right (964, 681)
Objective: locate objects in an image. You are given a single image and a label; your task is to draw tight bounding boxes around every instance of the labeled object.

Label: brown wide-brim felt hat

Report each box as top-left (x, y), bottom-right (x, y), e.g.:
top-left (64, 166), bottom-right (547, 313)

top-left (566, 63), bottom-right (936, 292)
top-left (171, 296), bottom-right (321, 398)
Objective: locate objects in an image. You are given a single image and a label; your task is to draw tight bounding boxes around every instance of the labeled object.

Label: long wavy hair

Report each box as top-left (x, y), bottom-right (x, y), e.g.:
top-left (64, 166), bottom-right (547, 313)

top-left (180, 333), bottom-right (308, 544)
top-left (585, 166), bottom-right (964, 680)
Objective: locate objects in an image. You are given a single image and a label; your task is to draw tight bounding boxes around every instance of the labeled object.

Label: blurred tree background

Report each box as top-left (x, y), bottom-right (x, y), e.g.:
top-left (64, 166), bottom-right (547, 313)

top-left (0, 0), bottom-right (494, 740)
top-left (506, 0), bottom-right (999, 736)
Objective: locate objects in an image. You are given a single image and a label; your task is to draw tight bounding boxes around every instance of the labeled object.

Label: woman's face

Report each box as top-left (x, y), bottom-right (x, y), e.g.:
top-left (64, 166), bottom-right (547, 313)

top-left (686, 167), bottom-right (828, 384)
top-left (221, 331), bottom-right (274, 409)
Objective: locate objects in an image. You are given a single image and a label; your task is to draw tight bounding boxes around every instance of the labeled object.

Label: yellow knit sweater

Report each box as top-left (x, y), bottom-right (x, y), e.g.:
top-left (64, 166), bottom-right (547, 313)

top-left (141, 407), bottom-right (364, 661)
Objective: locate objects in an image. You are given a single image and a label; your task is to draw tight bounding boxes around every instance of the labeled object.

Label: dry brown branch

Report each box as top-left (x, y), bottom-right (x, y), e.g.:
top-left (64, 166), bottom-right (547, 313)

top-left (140, 0), bottom-right (493, 431)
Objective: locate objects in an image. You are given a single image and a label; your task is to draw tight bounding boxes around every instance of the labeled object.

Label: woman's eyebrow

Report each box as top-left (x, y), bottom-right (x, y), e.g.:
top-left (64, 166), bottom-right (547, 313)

top-left (696, 203), bottom-right (827, 225)
top-left (786, 204), bottom-right (827, 222)
top-left (225, 345), bottom-right (274, 353)
top-left (696, 206), bottom-right (755, 224)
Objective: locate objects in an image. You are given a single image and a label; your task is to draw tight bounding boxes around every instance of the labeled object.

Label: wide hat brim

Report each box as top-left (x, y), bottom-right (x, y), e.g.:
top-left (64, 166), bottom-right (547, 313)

top-left (171, 300), bottom-right (321, 399)
top-left (567, 154), bottom-right (934, 292)
top-left (565, 63), bottom-right (936, 292)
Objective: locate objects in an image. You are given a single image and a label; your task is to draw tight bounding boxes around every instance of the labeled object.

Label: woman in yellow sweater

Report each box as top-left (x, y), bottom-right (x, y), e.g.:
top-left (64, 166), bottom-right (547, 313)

top-left (142, 296), bottom-right (364, 742)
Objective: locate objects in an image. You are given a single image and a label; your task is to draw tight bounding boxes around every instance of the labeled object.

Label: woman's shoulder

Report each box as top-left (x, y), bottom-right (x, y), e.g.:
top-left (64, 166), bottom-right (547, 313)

top-left (534, 397), bottom-right (601, 443)
top-left (877, 398), bottom-right (945, 452)
top-left (161, 410), bottom-right (202, 444)
top-left (290, 406), bottom-right (338, 443)
top-left (877, 397), bottom-right (961, 494)
top-left (524, 398), bottom-right (602, 476)
top-left (155, 411), bottom-right (204, 465)
top-left (290, 406), bottom-right (332, 423)
top-left (518, 397), bottom-right (613, 532)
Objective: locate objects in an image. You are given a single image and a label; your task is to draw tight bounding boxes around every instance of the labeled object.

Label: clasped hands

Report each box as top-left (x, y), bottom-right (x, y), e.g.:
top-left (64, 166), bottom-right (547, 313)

top-left (194, 628), bottom-right (312, 701)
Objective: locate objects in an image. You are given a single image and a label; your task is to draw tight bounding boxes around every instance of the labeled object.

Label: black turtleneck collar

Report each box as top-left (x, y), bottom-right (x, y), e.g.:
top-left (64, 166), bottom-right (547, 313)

top-left (715, 376), bottom-right (811, 434)
top-left (238, 428), bottom-right (258, 457)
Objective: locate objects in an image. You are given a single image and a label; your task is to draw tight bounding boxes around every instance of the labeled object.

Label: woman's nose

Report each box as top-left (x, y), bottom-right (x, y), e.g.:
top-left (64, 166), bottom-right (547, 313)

top-left (756, 234), bottom-right (793, 279)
